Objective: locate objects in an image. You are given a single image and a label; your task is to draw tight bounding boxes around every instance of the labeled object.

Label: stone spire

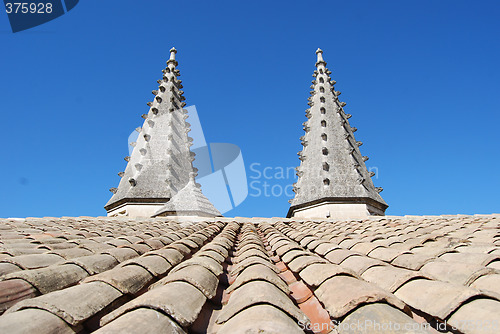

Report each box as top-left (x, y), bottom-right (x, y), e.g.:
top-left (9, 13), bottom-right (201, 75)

top-left (287, 48), bottom-right (388, 219)
top-left (154, 172), bottom-right (221, 217)
top-left (105, 48), bottom-right (221, 218)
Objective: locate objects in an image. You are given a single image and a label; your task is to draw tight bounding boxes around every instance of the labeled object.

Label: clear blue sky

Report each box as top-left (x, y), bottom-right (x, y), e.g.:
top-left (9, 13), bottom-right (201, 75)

top-left (1, 0), bottom-right (499, 218)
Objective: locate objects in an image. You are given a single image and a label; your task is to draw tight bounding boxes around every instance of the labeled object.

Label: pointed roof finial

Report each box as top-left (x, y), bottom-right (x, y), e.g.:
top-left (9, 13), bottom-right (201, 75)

top-left (189, 172), bottom-right (196, 183)
top-left (167, 47), bottom-right (178, 66)
top-left (316, 48), bottom-right (326, 66)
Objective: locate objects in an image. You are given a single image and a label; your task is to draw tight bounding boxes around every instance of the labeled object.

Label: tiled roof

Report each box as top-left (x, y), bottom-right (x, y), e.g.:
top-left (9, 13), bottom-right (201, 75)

top-left (0, 214), bottom-right (499, 333)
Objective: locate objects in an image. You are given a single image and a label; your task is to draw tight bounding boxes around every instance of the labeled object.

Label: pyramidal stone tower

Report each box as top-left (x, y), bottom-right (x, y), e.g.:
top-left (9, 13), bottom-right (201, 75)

top-left (287, 49), bottom-right (388, 219)
top-left (105, 48), bottom-right (221, 218)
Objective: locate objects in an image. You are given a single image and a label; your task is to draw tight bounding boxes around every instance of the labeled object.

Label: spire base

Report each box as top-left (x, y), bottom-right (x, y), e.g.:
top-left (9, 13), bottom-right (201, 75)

top-left (105, 198), bottom-right (170, 218)
top-left (287, 197), bottom-right (387, 219)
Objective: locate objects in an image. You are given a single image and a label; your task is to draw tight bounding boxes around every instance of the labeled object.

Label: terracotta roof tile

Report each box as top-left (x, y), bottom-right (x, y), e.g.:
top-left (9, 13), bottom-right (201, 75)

top-left (120, 254), bottom-right (172, 276)
top-left (100, 248), bottom-right (139, 262)
top-left (0, 309), bottom-right (75, 334)
top-left (447, 298), bottom-right (500, 334)
top-left (230, 256), bottom-right (279, 276)
top-left (314, 242), bottom-right (342, 256)
top-left (6, 281), bottom-right (122, 326)
top-left (391, 253), bottom-right (439, 270)
top-left (94, 308), bottom-right (186, 334)
top-left (145, 248), bottom-right (184, 266)
top-left (338, 303), bottom-right (429, 334)
top-left (339, 254), bottom-right (385, 276)
top-left (83, 265), bottom-right (153, 295)
top-left (299, 263), bottom-right (357, 288)
top-left (324, 248), bottom-right (361, 264)
top-left (394, 278), bottom-right (483, 320)
top-left (439, 252), bottom-right (500, 267)
top-left (226, 263), bottom-right (289, 295)
top-left (367, 246), bottom-right (410, 262)
top-left (172, 256), bottom-right (224, 277)
top-left (1, 215), bottom-right (500, 332)
top-left (66, 254), bottom-right (119, 275)
top-left (0, 278), bottom-right (38, 313)
top-left (420, 261), bottom-right (496, 286)
top-left (2, 263), bottom-right (88, 295)
top-left (217, 304), bottom-right (306, 334)
top-left (101, 281), bottom-right (206, 328)
top-left (0, 253), bottom-right (65, 270)
top-left (361, 265), bottom-right (429, 293)
top-left (156, 264), bottom-right (218, 298)
top-left (470, 274), bottom-right (500, 295)
top-left (315, 275), bottom-right (407, 319)
top-left (0, 263), bottom-right (22, 276)
top-left (216, 280), bottom-right (308, 325)
top-left (287, 255), bottom-right (328, 273)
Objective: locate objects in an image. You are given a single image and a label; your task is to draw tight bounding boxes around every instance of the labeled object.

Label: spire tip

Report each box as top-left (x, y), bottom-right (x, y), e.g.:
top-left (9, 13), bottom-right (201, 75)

top-left (167, 47), bottom-right (178, 65)
top-left (316, 48), bottom-right (325, 65)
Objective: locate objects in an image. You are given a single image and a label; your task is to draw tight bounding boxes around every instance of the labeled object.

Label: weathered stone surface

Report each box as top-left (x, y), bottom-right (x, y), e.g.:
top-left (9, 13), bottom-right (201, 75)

top-left (288, 49), bottom-right (388, 219)
top-left (101, 281), bottom-right (206, 328)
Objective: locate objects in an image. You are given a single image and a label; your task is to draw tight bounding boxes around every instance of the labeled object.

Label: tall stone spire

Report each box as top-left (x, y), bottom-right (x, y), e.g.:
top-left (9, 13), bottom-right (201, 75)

top-left (287, 49), bottom-right (388, 219)
top-left (105, 48), bottom-right (221, 218)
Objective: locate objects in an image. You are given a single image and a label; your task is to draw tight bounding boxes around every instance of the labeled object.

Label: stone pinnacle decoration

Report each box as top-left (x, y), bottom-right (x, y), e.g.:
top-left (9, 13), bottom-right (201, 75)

top-left (287, 49), bottom-right (388, 219)
top-left (105, 48), bottom-right (221, 218)
top-left (154, 172), bottom-right (222, 217)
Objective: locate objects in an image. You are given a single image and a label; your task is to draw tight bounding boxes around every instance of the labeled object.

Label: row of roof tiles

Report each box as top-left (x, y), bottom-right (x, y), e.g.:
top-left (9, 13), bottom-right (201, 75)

top-left (0, 214), bottom-right (499, 333)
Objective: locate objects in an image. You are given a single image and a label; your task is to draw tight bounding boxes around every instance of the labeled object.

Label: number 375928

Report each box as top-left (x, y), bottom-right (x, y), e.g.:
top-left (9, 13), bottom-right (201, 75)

top-left (5, 2), bottom-right (54, 14)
